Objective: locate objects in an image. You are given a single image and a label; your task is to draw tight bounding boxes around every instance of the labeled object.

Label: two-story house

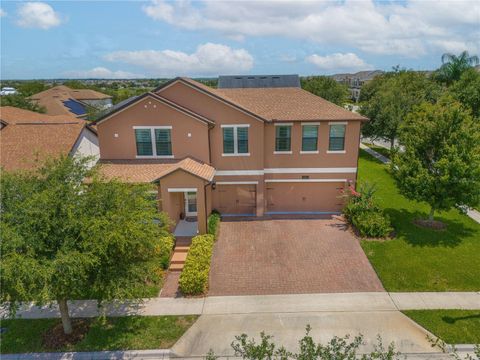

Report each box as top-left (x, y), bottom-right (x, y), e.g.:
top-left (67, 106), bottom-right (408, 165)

top-left (95, 76), bottom-right (367, 234)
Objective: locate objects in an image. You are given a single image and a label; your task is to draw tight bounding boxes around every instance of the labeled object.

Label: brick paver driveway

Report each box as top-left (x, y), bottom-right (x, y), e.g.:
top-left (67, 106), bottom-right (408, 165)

top-left (208, 217), bottom-right (384, 295)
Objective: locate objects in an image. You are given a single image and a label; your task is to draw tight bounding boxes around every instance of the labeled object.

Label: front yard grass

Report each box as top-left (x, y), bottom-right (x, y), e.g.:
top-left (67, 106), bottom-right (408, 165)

top-left (358, 150), bottom-right (480, 291)
top-left (0, 315), bottom-right (198, 354)
top-left (404, 310), bottom-right (480, 344)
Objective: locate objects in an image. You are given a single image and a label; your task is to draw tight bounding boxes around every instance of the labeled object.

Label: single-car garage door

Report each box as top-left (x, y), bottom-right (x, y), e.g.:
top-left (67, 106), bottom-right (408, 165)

top-left (215, 184), bottom-right (256, 215)
top-left (266, 181), bottom-right (344, 213)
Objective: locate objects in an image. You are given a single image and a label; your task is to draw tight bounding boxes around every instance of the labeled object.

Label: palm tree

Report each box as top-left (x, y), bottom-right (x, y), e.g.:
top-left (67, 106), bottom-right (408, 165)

top-left (437, 51), bottom-right (480, 85)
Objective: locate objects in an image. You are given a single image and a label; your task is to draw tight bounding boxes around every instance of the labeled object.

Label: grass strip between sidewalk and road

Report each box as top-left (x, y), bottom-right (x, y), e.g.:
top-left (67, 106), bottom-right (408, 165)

top-left (358, 150), bottom-right (480, 291)
top-left (0, 315), bottom-right (198, 354)
top-left (404, 310), bottom-right (480, 344)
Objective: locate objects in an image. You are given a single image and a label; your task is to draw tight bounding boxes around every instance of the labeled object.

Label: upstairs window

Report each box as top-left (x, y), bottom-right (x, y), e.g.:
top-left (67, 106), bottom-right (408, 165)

top-left (222, 125), bottom-right (249, 156)
top-left (328, 123), bottom-right (346, 151)
top-left (275, 124), bottom-right (291, 152)
top-left (301, 124), bottom-right (319, 152)
top-left (134, 126), bottom-right (172, 157)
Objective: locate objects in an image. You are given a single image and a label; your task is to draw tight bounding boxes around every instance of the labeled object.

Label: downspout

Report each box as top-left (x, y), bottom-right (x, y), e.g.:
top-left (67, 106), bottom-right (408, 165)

top-left (204, 181), bottom-right (211, 234)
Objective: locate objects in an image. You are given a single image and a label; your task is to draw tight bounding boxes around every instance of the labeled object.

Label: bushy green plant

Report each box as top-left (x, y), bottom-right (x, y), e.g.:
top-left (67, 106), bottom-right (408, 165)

top-left (352, 211), bottom-right (393, 238)
top-left (178, 234), bottom-right (215, 295)
top-left (343, 183), bottom-right (392, 238)
top-left (207, 211), bottom-right (221, 238)
top-left (157, 234), bottom-right (175, 270)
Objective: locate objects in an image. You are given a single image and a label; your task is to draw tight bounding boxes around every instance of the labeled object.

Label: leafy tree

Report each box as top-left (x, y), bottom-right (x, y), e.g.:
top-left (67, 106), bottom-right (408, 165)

top-left (448, 68), bottom-right (480, 119)
top-left (0, 94), bottom-right (46, 113)
top-left (1, 156), bottom-right (172, 334)
top-left (435, 51), bottom-right (479, 85)
top-left (301, 76), bottom-right (350, 106)
top-left (359, 70), bottom-right (441, 149)
top-left (393, 96), bottom-right (480, 222)
top-left (17, 81), bottom-right (50, 97)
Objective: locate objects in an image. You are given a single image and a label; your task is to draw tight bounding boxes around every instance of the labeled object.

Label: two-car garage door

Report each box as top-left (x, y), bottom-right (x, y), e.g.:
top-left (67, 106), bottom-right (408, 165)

top-left (266, 182), bottom-right (344, 213)
top-left (215, 184), bottom-right (256, 215)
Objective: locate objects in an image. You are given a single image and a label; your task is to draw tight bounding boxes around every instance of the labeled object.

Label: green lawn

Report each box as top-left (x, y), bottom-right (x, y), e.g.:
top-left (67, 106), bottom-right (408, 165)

top-left (1, 315), bottom-right (198, 354)
top-left (358, 150), bottom-right (480, 291)
top-left (404, 310), bottom-right (480, 344)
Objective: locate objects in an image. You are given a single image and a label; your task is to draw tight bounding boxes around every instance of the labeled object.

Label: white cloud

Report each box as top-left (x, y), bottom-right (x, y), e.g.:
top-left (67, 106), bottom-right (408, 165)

top-left (16, 2), bottom-right (61, 29)
top-left (0, 8), bottom-right (6, 17)
top-left (64, 67), bottom-right (143, 79)
top-left (142, 0), bottom-right (480, 58)
top-left (306, 53), bottom-right (373, 72)
top-left (104, 43), bottom-right (254, 77)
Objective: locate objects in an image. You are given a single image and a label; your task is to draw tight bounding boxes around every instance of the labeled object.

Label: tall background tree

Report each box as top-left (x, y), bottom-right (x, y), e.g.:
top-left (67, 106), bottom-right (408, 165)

top-left (301, 76), bottom-right (350, 106)
top-left (435, 51), bottom-right (479, 85)
top-left (359, 70), bottom-right (441, 149)
top-left (392, 96), bottom-right (480, 222)
top-left (1, 156), bottom-right (173, 334)
top-left (448, 68), bottom-right (480, 119)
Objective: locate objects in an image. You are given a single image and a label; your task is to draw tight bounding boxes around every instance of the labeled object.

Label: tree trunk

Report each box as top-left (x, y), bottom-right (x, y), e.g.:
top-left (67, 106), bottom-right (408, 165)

top-left (57, 299), bottom-right (73, 335)
top-left (390, 137), bottom-right (395, 151)
top-left (428, 207), bottom-right (435, 222)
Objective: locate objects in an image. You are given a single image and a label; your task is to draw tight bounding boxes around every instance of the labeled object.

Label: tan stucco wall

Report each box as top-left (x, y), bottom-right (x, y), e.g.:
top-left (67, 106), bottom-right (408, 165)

top-left (97, 95), bottom-right (210, 161)
top-left (159, 170), bottom-right (208, 233)
top-left (158, 82), bottom-right (264, 170)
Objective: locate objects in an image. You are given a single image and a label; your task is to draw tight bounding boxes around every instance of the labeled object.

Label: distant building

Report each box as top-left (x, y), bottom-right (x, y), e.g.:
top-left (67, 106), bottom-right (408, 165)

top-left (0, 106), bottom-right (99, 171)
top-left (330, 70), bottom-right (384, 102)
top-left (218, 74), bottom-right (300, 88)
top-left (29, 85), bottom-right (112, 118)
top-left (0, 87), bottom-right (18, 96)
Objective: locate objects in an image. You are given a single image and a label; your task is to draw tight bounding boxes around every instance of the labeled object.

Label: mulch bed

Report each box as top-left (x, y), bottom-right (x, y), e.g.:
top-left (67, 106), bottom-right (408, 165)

top-left (413, 219), bottom-right (447, 230)
top-left (42, 318), bottom-right (90, 350)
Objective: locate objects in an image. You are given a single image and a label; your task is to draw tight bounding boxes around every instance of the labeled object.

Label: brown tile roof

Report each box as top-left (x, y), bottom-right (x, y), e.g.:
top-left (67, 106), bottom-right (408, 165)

top-left (97, 157), bottom-right (215, 183)
top-left (29, 85), bottom-right (111, 117)
top-left (30, 85), bottom-right (111, 101)
top-left (215, 87), bottom-right (367, 121)
top-left (0, 107), bottom-right (88, 171)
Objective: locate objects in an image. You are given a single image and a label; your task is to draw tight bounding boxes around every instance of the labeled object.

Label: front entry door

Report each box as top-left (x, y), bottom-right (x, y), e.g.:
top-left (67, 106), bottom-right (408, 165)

top-left (185, 191), bottom-right (197, 217)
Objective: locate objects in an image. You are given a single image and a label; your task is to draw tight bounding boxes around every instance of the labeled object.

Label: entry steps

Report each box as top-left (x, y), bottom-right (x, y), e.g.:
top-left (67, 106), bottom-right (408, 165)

top-left (169, 246), bottom-right (190, 271)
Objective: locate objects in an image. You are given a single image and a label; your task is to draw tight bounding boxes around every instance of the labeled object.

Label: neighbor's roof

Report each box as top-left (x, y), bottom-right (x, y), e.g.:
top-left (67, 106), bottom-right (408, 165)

top-left (97, 157), bottom-right (215, 183)
top-left (218, 75), bottom-right (300, 89)
top-left (215, 87), bottom-right (367, 121)
top-left (29, 85), bottom-right (111, 117)
top-left (0, 106), bottom-right (89, 171)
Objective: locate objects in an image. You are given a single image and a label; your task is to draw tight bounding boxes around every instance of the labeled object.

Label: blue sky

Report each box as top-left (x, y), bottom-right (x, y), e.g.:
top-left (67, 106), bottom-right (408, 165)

top-left (1, 0), bottom-right (479, 79)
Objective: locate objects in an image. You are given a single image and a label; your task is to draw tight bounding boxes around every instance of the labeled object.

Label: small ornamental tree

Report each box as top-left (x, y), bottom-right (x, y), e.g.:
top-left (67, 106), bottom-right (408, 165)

top-left (0, 156), bottom-right (172, 334)
top-left (393, 97), bottom-right (480, 222)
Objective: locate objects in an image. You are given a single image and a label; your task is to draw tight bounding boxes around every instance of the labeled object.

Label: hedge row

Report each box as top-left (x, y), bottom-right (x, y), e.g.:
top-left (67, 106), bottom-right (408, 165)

top-left (178, 234), bottom-right (215, 295)
top-left (207, 210), bottom-right (221, 237)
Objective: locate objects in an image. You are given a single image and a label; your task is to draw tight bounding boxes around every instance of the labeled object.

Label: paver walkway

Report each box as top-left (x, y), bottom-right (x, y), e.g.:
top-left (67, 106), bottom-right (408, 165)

top-left (4, 292), bottom-right (479, 319)
top-left (209, 218), bottom-right (384, 295)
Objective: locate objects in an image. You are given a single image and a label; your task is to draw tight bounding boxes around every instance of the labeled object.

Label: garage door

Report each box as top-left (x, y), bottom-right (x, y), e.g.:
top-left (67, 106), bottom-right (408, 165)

top-left (215, 184), bottom-right (256, 215)
top-left (266, 182), bottom-right (344, 213)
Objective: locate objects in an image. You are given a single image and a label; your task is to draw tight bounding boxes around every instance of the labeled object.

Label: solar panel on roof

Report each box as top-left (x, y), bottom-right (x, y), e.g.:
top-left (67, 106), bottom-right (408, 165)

top-left (62, 99), bottom-right (87, 116)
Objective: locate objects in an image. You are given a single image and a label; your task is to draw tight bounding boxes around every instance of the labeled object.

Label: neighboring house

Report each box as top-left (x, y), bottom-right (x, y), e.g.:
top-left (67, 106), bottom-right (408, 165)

top-left (0, 106), bottom-right (99, 171)
top-left (29, 85), bottom-right (112, 118)
top-left (330, 70), bottom-right (384, 102)
top-left (95, 76), bottom-right (367, 234)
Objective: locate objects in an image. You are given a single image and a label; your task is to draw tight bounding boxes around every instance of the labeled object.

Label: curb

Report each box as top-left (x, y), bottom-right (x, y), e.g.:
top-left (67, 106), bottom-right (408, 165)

top-left (1, 349), bottom-right (171, 360)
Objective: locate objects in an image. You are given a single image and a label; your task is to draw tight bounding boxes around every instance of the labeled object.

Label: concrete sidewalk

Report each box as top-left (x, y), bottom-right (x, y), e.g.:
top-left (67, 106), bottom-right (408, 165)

top-left (3, 292), bottom-right (479, 319)
top-left (360, 143), bottom-right (390, 164)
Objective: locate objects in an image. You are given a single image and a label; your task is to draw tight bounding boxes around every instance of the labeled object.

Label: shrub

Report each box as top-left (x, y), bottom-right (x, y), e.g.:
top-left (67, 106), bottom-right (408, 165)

top-left (352, 211), bottom-right (392, 238)
top-left (178, 234), bottom-right (215, 295)
top-left (207, 211), bottom-right (221, 238)
top-left (343, 183), bottom-right (392, 238)
top-left (157, 234), bottom-right (175, 269)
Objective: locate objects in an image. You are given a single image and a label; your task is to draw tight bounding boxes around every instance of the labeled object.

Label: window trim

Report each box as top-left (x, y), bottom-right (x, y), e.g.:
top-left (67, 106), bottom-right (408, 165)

top-left (133, 126), bottom-right (174, 159)
top-left (221, 124), bottom-right (250, 157)
top-left (274, 123), bottom-right (292, 153)
top-left (328, 123), bottom-right (347, 153)
top-left (301, 123), bottom-right (319, 153)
